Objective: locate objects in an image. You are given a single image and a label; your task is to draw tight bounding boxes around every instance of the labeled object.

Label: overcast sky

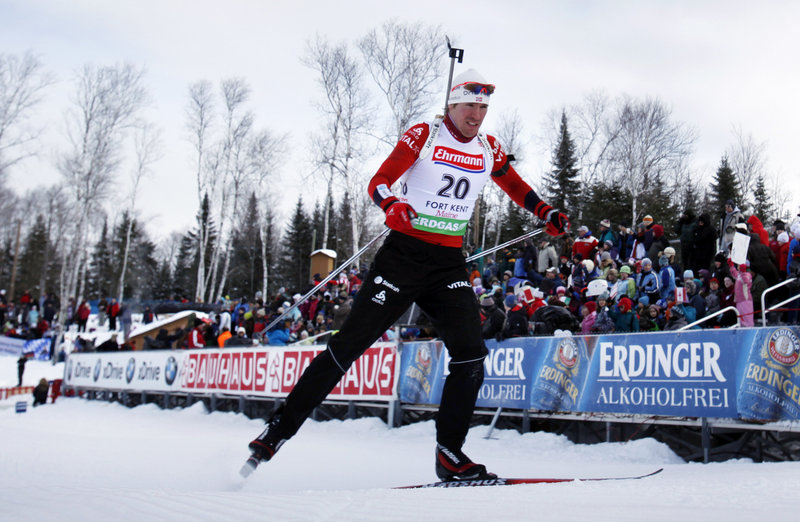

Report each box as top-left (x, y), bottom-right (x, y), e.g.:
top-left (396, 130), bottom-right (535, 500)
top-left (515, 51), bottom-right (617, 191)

top-left (2, 0), bottom-right (799, 240)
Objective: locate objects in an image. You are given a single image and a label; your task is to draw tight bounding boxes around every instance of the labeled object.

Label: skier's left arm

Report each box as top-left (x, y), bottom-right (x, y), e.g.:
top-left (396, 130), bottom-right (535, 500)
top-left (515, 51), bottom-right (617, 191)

top-left (487, 135), bottom-right (570, 236)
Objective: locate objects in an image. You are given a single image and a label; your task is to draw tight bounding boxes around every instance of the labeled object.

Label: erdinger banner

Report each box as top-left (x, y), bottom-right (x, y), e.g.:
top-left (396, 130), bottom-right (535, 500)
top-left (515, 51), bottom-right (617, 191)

top-left (63, 343), bottom-right (399, 402)
top-left (397, 327), bottom-right (800, 422)
top-left (398, 339), bottom-right (536, 409)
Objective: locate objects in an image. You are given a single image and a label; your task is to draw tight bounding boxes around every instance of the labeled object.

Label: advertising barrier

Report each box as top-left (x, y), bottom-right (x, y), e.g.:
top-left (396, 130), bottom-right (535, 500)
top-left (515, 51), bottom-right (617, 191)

top-left (398, 327), bottom-right (800, 422)
top-left (63, 342), bottom-right (399, 402)
top-left (63, 328), bottom-right (800, 423)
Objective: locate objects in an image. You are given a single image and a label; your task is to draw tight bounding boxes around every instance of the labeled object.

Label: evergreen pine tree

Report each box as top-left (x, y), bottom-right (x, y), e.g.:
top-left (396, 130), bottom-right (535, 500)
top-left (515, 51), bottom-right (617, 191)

top-left (543, 111), bottom-right (580, 215)
top-left (710, 156), bottom-right (742, 219)
top-left (500, 197), bottom-right (528, 244)
top-left (334, 192), bottom-right (353, 259)
top-left (277, 197), bottom-right (313, 293)
top-left (18, 214), bottom-right (50, 296)
top-left (172, 234), bottom-right (197, 301)
top-left (228, 193), bottom-right (264, 299)
top-left (87, 220), bottom-right (115, 299)
top-left (751, 173), bottom-right (774, 224)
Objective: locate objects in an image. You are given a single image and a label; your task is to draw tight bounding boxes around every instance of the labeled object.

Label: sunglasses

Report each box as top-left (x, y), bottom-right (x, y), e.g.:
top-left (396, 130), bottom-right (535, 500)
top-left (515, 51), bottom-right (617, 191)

top-left (454, 82), bottom-right (496, 95)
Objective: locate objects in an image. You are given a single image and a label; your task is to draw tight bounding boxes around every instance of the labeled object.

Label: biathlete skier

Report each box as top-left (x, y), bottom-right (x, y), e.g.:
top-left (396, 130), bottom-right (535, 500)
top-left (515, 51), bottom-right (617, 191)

top-left (247, 68), bottom-right (570, 480)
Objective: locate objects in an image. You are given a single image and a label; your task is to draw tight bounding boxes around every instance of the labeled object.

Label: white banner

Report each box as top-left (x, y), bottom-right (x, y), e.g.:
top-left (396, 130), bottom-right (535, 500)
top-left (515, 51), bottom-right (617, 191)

top-left (730, 232), bottom-right (751, 266)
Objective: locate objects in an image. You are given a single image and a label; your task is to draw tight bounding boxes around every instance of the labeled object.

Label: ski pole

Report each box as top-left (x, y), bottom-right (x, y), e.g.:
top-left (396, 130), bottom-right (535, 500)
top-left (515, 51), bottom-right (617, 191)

top-left (264, 228), bottom-right (390, 332)
top-left (442, 36), bottom-right (464, 112)
top-left (465, 228), bottom-right (544, 263)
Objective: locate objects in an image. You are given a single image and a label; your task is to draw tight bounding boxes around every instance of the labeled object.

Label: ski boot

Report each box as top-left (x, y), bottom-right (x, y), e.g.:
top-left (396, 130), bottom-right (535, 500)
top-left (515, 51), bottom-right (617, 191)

top-left (240, 415), bottom-right (287, 478)
top-left (435, 444), bottom-right (497, 481)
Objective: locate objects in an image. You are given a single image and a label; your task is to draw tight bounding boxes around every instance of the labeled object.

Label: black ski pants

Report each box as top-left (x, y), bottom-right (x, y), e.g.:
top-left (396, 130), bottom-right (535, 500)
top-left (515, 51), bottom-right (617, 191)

top-left (274, 231), bottom-right (487, 450)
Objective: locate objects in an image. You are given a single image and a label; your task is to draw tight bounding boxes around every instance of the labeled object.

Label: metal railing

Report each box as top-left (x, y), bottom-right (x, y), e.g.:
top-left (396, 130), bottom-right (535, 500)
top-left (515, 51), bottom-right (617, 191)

top-left (678, 305), bottom-right (740, 331)
top-left (760, 277), bottom-right (797, 326)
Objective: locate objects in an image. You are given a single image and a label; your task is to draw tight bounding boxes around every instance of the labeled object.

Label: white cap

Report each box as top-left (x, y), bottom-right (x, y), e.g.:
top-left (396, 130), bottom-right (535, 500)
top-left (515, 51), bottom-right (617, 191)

top-left (448, 68), bottom-right (494, 106)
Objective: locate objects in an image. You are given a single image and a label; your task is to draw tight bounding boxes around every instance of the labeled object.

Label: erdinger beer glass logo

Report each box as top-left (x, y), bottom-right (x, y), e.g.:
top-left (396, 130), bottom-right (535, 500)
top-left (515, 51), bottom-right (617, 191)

top-left (415, 343), bottom-right (432, 371)
top-left (126, 358), bottom-right (136, 383)
top-left (93, 359), bottom-right (102, 382)
top-left (764, 328), bottom-right (800, 370)
top-left (555, 338), bottom-right (579, 370)
top-left (67, 360), bottom-right (73, 380)
top-left (164, 356), bottom-right (178, 385)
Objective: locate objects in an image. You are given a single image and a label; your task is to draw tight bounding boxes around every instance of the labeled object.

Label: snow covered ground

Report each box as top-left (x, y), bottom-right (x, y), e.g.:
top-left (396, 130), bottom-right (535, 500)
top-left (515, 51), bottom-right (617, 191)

top-left (1, 354), bottom-right (798, 521)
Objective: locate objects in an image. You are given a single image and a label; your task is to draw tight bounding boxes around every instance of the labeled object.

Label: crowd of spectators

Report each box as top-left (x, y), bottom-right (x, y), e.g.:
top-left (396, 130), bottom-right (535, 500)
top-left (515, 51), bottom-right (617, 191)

top-left (468, 202), bottom-right (800, 340)
top-left (3, 201), bottom-right (799, 351)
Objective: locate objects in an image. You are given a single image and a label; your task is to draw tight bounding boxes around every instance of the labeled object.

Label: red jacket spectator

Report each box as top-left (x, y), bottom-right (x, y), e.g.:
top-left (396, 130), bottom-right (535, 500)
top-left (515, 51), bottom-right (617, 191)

top-left (187, 326), bottom-right (205, 348)
top-left (572, 226), bottom-right (599, 262)
top-left (747, 215), bottom-right (769, 247)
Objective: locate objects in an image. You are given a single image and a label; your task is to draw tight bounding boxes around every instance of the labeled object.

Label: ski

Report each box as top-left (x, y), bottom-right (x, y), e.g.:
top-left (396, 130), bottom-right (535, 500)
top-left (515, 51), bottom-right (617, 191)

top-left (239, 456), bottom-right (260, 478)
top-left (395, 468), bottom-right (663, 489)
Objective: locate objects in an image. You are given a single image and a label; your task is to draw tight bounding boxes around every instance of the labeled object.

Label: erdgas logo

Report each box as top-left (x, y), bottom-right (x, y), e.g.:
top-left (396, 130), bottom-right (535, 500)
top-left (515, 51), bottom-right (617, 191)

top-left (372, 290), bottom-right (387, 305)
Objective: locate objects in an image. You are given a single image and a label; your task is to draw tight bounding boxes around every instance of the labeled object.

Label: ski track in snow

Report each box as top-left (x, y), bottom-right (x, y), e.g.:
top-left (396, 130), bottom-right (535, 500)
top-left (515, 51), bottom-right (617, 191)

top-left (2, 358), bottom-right (799, 521)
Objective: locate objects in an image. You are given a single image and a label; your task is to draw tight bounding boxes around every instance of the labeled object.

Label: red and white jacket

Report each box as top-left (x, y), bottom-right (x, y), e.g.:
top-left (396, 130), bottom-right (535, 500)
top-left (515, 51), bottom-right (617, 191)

top-left (368, 115), bottom-right (552, 248)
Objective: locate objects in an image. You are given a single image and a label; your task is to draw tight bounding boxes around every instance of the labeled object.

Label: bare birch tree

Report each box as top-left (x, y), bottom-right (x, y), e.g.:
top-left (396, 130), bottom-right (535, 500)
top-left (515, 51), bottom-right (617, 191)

top-left (185, 80), bottom-right (216, 301)
top-left (726, 126), bottom-right (766, 210)
top-left (0, 50), bottom-right (52, 178)
top-left (484, 109), bottom-right (527, 248)
top-left (206, 78), bottom-right (253, 301)
top-left (605, 96), bottom-right (695, 227)
top-left (304, 36), bottom-right (372, 257)
top-left (118, 122), bottom-right (162, 302)
top-left (358, 20), bottom-right (447, 145)
top-left (57, 62), bottom-right (148, 324)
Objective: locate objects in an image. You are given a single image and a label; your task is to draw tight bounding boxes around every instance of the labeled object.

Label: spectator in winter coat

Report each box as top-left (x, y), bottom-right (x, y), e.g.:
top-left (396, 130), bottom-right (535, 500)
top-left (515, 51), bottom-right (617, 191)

top-left (684, 280), bottom-right (707, 324)
top-left (630, 223), bottom-right (647, 262)
top-left (777, 232), bottom-right (791, 274)
top-left (646, 224), bottom-right (669, 262)
top-left (536, 238), bottom-right (559, 275)
top-left (747, 215), bottom-right (770, 247)
top-left (572, 226), bottom-right (599, 262)
top-left (597, 219), bottom-right (616, 247)
top-left (659, 256), bottom-right (676, 301)
top-left (746, 232), bottom-right (780, 287)
top-left (705, 278), bottom-right (721, 317)
top-left (226, 326), bottom-right (253, 347)
top-left (728, 260), bottom-right (754, 327)
top-left (615, 265), bottom-right (637, 303)
top-left (674, 210), bottom-right (696, 272)
top-left (480, 294), bottom-right (506, 341)
top-left (639, 258), bottom-right (660, 304)
top-left (609, 297), bottom-right (639, 333)
top-left (616, 222), bottom-right (634, 261)
top-left (503, 294), bottom-right (529, 337)
top-left (187, 319), bottom-right (206, 348)
top-left (720, 200), bottom-right (744, 253)
top-left (33, 378), bottom-right (49, 406)
top-left (76, 301), bottom-right (90, 333)
top-left (692, 213), bottom-right (717, 273)
top-left (217, 327), bottom-right (232, 347)
top-left (591, 292), bottom-right (615, 333)
top-left (108, 298), bottom-right (120, 331)
top-left (580, 301), bottom-right (597, 334)
top-left (664, 304), bottom-right (688, 331)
